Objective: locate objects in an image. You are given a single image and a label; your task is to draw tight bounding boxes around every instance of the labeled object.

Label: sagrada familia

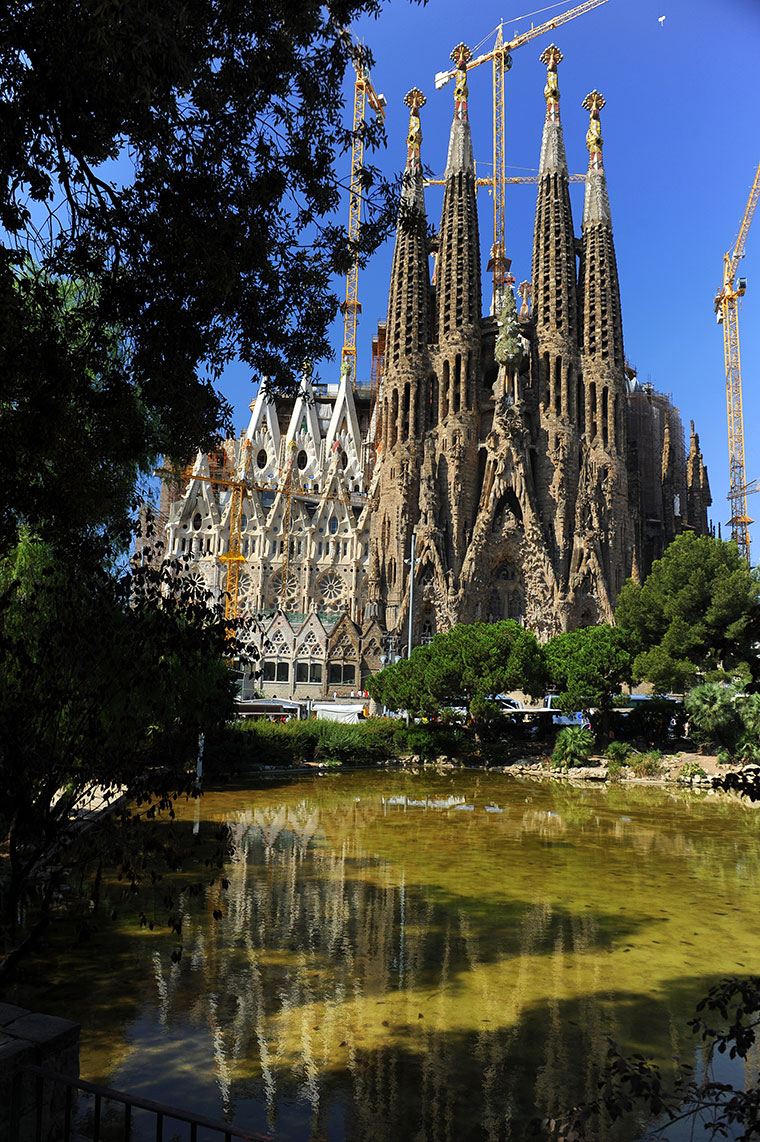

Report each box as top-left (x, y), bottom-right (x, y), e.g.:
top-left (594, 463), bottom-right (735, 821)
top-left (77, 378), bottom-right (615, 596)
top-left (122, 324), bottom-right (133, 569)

top-left (154, 45), bottom-right (711, 700)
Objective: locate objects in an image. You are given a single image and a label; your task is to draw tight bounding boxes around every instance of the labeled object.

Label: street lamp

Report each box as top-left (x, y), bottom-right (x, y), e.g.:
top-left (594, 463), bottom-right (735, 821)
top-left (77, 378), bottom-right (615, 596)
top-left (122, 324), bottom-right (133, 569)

top-left (405, 530), bottom-right (421, 659)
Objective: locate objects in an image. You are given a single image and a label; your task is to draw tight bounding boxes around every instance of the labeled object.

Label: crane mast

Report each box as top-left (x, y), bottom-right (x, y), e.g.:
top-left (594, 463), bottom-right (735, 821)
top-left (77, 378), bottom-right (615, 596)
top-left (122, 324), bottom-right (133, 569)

top-left (714, 160), bottom-right (760, 564)
top-left (341, 49), bottom-right (386, 388)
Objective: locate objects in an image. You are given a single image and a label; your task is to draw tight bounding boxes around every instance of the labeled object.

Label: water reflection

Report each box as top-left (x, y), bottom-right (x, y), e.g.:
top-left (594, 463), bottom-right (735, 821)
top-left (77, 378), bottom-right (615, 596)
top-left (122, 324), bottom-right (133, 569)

top-left (19, 775), bottom-right (760, 1140)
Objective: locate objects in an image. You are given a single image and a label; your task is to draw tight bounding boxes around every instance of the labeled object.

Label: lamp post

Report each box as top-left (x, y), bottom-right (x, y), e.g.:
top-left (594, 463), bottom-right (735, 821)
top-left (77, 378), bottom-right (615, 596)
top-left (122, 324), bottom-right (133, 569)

top-left (405, 530), bottom-right (421, 659)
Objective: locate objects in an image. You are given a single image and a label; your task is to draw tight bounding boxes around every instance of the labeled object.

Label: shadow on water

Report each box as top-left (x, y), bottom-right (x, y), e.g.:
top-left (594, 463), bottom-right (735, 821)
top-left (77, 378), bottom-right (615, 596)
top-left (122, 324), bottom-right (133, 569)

top-left (10, 771), bottom-right (760, 1142)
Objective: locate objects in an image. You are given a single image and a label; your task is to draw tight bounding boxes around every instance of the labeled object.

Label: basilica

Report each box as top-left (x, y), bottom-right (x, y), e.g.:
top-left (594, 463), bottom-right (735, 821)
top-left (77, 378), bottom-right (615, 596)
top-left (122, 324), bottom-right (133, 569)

top-left (153, 44), bottom-right (711, 701)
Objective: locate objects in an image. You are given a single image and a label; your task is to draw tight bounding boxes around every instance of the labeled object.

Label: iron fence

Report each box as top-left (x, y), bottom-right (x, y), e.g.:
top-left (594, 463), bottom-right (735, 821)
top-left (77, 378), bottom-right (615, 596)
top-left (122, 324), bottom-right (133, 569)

top-left (20, 1064), bottom-right (273, 1142)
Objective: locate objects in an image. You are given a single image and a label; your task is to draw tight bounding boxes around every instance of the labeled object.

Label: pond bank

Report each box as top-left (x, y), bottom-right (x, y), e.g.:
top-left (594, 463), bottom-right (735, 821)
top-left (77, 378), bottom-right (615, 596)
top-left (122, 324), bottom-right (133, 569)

top-left (233, 752), bottom-right (760, 799)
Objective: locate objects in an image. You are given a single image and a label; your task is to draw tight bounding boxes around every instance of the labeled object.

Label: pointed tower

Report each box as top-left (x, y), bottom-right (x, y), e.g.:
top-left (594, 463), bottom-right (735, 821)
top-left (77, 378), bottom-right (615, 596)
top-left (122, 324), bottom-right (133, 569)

top-left (432, 44), bottom-right (482, 579)
top-left (530, 45), bottom-right (582, 589)
top-left (578, 89), bottom-right (625, 447)
top-left (573, 88), bottom-right (633, 613)
top-left (686, 421), bottom-right (711, 534)
top-left (370, 88), bottom-right (432, 632)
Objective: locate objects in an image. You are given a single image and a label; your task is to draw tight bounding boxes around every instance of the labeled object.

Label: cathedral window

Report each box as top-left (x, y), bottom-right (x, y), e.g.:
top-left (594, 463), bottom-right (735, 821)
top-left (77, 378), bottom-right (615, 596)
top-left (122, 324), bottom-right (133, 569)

top-left (318, 572), bottom-right (346, 610)
top-left (262, 661), bottom-right (290, 683)
top-left (602, 388), bottom-right (609, 448)
top-left (256, 449), bottom-right (267, 469)
top-left (297, 449), bottom-right (308, 470)
top-left (577, 372), bottom-right (585, 433)
top-left (192, 513), bottom-right (202, 530)
top-left (328, 662), bottom-right (356, 686)
top-left (341, 451), bottom-right (348, 470)
top-left (329, 517), bottom-right (339, 535)
top-left (554, 357), bottom-right (562, 416)
top-left (296, 661), bottom-right (323, 684)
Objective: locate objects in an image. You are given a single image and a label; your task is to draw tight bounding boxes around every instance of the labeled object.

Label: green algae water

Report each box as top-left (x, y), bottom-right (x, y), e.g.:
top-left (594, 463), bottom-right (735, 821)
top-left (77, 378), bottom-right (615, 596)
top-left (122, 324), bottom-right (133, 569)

top-left (13, 771), bottom-right (760, 1140)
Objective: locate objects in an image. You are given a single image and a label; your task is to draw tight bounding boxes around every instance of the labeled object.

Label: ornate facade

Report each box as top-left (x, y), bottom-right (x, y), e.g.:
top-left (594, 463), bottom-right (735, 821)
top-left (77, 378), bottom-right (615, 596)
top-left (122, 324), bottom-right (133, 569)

top-left (154, 46), bottom-right (710, 699)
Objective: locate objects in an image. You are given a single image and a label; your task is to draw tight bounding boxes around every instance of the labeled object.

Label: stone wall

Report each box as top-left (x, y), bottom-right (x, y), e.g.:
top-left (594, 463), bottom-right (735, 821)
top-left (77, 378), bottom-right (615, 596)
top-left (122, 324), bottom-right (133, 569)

top-left (0, 1004), bottom-right (80, 1142)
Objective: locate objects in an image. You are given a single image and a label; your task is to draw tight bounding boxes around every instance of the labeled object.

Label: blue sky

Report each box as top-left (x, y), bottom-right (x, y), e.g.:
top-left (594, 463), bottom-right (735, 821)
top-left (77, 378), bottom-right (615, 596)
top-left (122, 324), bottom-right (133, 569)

top-left (222, 0), bottom-right (760, 556)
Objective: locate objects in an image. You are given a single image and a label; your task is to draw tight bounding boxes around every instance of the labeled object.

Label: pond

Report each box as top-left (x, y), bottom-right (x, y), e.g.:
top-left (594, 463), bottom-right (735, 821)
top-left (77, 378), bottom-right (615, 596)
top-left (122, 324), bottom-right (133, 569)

top-left (12, 770), bottom-right (760, 1141)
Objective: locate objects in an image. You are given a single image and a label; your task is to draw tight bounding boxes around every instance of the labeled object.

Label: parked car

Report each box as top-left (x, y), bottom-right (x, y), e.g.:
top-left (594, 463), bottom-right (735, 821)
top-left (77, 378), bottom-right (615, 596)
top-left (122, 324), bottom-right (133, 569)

top-left (544, 694), bottom-right (591, 729)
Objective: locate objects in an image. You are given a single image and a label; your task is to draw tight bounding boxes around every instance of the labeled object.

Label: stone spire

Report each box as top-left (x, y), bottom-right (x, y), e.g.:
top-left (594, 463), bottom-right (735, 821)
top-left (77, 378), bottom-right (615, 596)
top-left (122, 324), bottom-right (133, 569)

top-left (431, 43), bottom-right (482, 579)
top-left (436, 44), bottom-right (481, 351)
top-left (531, 45), bottom-right (581, 589)
top-left (579, 91), bottom-right (625, 397)
top-left (570, 87), bottom-right (633, 617)
top-left (381, 87), bottom-right (431, 451)
top-left (687, 420), bottom-right (712, 533)
top-left (370, 89), bottom-right (433, 633)
top-left (532, 46), bottom-right (578, 346)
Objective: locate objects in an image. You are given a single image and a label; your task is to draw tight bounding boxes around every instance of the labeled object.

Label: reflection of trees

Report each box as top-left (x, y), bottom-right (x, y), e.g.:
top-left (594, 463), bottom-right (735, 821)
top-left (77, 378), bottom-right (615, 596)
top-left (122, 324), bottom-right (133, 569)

top-left (135, 779), bottom-right (760, 1141)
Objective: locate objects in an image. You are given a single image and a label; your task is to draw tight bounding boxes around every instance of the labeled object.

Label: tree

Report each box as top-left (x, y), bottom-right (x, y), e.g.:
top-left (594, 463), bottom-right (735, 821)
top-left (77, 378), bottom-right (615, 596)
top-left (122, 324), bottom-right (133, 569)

top-left (615, 534), bottom-right (760, 693)
top-left (685, 682), bottom-right (760, 762)
top-left (0, 0), bottom-right (418, 551)
top-left (545, 975), bottom-right (760, 1141)
top-left (545, 624), bottom-right (633, 743)
top-left (368, 621), bottom-right (547, 723)
top-left (0, 531), bottom-right (236, 980)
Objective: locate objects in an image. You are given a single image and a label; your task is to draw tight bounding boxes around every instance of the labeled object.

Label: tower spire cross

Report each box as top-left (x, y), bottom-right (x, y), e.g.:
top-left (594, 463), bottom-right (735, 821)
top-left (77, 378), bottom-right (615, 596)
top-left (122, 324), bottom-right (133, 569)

top-left (450, 43), bottom-right (472, 119)
top-left (404, 87), bottom-right (426, 168)
top-left (582, 89), bottom-right (606, 167)
top-left (540, 44), bottom-right (563, 123)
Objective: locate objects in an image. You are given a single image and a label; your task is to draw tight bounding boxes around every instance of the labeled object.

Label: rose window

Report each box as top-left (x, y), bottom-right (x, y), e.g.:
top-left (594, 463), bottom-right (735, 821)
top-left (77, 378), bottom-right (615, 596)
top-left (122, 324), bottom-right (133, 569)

top-left (268, 571), bottom-right (299, 608)
top-left (185, 566), bottom-right (209, 599)
top-left (318, 573), bottom-right (346, 610)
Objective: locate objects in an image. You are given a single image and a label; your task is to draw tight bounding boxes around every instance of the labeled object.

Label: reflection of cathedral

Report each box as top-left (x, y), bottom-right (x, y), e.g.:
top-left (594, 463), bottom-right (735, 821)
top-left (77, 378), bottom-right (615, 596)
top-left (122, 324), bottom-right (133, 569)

top-left (154, 45), bottom-right (710, 699)
top-left (133, 776), bottom-right (749, 1142)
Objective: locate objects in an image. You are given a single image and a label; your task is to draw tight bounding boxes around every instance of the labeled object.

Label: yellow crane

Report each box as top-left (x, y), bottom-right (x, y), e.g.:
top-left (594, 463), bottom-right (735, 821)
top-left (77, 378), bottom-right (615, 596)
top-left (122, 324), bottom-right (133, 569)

top-left (155, 461), bottom-right (247, 639)
top-left (434, 0), bottom-right (610, 309)
top-left (714, 160), bottom-right (760, 564)
top-left (341, 43), bottom-right (386, 388)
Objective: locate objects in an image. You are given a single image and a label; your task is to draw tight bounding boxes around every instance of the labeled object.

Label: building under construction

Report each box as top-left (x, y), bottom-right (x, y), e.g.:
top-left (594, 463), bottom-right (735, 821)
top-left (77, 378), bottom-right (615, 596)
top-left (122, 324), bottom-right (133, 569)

top-left (152, 44), bottom-right (711, 700)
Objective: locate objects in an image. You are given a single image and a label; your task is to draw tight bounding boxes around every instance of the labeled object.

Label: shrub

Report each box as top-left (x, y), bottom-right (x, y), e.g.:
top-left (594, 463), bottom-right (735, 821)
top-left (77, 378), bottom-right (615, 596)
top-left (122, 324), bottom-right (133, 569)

top-left (604, 740), bottom-right (631, 764)
top-left (551, 726), bottom-right (595, 770)
top-left (678, 760), bottom-right (707, 781)
top-left (628, 750), bottom-right (663, 777)
top-left (606, 758), bottom-right (624, 780)
top-left (222, 716), bottom-right (399, 769)
top-left (403, 722), bottom-right (468, 762)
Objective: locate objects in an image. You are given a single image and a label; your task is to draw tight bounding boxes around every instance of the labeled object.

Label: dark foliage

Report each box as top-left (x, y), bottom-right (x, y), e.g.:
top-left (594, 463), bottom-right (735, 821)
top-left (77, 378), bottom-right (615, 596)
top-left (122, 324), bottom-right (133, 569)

top-left (615, 534), bottom-right (760, 693)
top-left (0, 0), bottom-right (422, 550)
top-left (542, 975), bottom-right (760, 1141)
top-left (0, 531), bottom-right (236, 979)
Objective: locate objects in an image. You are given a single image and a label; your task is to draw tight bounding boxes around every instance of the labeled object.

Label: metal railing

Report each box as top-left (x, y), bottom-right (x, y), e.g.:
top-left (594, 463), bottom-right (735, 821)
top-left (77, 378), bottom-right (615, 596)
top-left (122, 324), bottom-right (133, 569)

top-left (21, 1065), bottom-right (272, 1142)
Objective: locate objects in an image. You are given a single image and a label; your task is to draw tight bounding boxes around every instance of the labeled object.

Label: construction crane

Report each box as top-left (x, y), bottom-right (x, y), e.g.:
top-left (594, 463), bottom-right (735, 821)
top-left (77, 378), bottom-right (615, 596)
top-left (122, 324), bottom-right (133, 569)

top-left (714, 160), bottom-right (760, 564)
top-left (434, 0), bottom-right (610, 310)
top-left (155, 461), bottom-right (247, 640)
top-left (341, 43), bottom-right (387, 389)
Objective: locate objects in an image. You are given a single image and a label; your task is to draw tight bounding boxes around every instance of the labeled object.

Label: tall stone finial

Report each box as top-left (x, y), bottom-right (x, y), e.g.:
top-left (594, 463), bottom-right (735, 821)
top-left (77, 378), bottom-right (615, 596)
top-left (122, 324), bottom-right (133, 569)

top-left (540, 44), bottom-right (563, 122)
top-left (582, 90), bottom-right (606, 167)
top-left (450, 43), bottom-right (472, 119)
top-left (495, 286), bottom-right (524, 370)
top-left (517, 280), bottom-right (531, 318)
top-left (404, 88), bottom-right (426, 169)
